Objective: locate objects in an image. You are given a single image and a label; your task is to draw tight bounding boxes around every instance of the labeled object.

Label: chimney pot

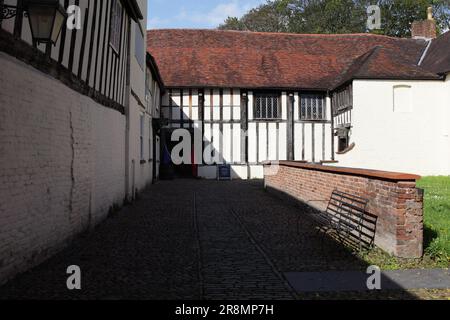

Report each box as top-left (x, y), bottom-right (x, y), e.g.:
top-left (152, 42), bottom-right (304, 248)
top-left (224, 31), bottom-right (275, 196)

top-left (427, 7), bottom-right (434, 20)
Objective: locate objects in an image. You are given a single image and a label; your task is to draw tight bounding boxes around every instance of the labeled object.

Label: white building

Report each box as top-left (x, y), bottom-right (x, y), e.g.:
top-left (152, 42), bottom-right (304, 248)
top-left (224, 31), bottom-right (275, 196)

top-left (147, 14), bottom-right (449, 178)
top-left (0, 0), bottom-right (153, 284)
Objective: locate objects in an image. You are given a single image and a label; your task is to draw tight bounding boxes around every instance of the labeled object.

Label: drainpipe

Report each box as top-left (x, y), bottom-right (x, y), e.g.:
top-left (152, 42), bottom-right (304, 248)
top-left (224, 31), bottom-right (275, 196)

top-left (124, 17), bottom-right (132, 202)
top-left (328, 90), bottom-right (335, 161)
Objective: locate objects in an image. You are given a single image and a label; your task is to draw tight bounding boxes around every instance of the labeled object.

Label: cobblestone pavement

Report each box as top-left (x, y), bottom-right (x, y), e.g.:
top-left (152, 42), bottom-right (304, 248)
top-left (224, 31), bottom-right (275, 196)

top-left (0, 180), bottom-right (423, 300)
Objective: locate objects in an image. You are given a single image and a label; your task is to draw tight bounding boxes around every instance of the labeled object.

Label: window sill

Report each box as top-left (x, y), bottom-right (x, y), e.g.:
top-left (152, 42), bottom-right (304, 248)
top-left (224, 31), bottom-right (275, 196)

top-left (321, 160), bottom-right (339, 164)
top-left (336, 143), bottom-right (355, 155)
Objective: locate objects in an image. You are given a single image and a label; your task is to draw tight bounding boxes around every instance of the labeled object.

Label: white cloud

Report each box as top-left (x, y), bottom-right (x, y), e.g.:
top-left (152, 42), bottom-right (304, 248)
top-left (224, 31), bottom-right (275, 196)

top-left (148, 17), bottom-right (168, 29)
top-left (177, 0), bottom-right (265, 27)
top-left (198, 1), bottom-right (252, 25)
top-left (148, 0), bottom-right (266, 29)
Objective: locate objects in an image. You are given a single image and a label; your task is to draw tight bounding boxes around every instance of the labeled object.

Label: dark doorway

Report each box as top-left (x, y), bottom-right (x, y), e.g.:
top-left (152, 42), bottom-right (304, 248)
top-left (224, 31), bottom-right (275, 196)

top-left (161, 128), bottom-right (198, 179)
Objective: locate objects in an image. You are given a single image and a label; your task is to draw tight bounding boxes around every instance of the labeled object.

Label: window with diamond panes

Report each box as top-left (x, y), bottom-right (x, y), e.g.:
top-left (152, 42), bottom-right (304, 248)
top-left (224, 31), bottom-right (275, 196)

top-left (300, 94), bottom-right (326, 121)
top-left (254, 93), bottom-right (281, 120)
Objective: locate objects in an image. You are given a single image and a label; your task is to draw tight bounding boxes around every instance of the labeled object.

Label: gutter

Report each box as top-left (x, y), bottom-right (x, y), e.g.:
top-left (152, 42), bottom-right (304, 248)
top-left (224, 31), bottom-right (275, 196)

top-left (146, 53), bottom-right (166, 94)
top-left (120, 0), bottom-right (144, 21)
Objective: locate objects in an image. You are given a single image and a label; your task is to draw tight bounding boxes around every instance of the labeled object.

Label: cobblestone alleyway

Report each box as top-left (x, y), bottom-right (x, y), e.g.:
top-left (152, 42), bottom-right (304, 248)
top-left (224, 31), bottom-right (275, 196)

top-left (0, 180), bottom-right (366, 300)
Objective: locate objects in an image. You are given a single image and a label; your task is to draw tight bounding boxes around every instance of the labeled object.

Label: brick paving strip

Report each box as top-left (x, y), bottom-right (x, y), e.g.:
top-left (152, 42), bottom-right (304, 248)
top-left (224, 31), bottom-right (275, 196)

top-left (285, 269), bottom-right (450, 293)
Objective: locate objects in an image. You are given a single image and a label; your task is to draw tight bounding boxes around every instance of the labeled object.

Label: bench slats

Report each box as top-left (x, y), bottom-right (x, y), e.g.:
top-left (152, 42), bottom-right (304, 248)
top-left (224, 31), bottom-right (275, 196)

top-left (308, 189), bottom-right (376, 251)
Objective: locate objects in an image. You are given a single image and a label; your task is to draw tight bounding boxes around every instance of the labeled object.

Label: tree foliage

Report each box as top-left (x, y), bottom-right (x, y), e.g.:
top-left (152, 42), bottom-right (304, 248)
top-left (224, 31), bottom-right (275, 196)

top-left (218, 0), bottom-right (450, 37)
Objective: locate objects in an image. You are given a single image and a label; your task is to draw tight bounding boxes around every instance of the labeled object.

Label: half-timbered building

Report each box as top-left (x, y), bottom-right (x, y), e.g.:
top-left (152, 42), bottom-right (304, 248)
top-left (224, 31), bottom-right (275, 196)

top-left (147, 15), bottom-right (450, 178)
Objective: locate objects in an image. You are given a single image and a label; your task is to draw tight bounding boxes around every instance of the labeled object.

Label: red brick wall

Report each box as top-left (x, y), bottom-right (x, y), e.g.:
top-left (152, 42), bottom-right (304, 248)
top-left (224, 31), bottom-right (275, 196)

top-left (412, 20), bottom-right (437, 39)
top-left (264, 163), bottom-right (424, 258)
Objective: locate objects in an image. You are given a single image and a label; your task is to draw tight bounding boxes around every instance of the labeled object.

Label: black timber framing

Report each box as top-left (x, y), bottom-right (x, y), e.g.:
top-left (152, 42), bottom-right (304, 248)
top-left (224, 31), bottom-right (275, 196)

top-left (160, 88), bottom-right (337, 168)
top-left (287, 92), bottom-right (295, 161)
top-left (93, 0), bottom-right (104, 90)
top-left (85, 0), bottom-right (98, 88)
top-left (58, 0), bottom-right (70, 65)
top-left (0, 3), bottom-right (128, 115)
top-left (78, 5), bottom-right (90, 79)
top-left (0, 0), bottom-right (3, 29)
top-left (68, 0), bottom-right (80, 72)
top-left (199, 89), bottom-right (205, 165)
top-left (13, 0), bottom-right (23, 38)
top-left (99, 0), bottom-right (111, 96)
top-left (219, 89), bottom-right (224, 164)
top-left (241, 91), bottom-right (248, 164)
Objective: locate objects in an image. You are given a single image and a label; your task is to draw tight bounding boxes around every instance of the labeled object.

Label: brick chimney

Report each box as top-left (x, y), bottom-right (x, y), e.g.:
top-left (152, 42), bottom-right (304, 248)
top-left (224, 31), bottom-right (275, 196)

top-left (411, 7), bottom-right (437, 39)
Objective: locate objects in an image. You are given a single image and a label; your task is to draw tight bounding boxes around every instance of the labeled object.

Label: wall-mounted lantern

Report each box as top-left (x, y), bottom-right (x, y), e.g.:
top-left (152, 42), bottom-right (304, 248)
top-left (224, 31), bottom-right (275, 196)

top-left (27, 0), bottom-right (67, 45)
top-left (0, 0), bottom-right (67, 45)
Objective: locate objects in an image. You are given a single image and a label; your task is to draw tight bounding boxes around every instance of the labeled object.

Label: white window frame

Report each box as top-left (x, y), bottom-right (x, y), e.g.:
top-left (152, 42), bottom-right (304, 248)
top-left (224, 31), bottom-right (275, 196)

top-left (135, 23), bottom-right (145, 70)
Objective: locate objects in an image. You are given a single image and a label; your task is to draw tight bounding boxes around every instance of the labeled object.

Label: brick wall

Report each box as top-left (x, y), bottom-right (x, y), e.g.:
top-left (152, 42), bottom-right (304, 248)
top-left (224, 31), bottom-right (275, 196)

top-left (264, 162), bottom-right (424, 258)
top-left (0, 53), bottom-right (126, 284)
top-left (411, 20), bottom-right (437, 39)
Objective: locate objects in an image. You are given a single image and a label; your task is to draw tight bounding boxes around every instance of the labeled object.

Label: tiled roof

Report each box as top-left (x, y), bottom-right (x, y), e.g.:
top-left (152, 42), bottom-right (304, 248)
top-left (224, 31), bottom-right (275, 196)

top-left (333, 46), bottom-right (441, 88)
top-left (421, 31), bottom-right (450, 75)
top-left (147, 29), bottom-right (437, 90)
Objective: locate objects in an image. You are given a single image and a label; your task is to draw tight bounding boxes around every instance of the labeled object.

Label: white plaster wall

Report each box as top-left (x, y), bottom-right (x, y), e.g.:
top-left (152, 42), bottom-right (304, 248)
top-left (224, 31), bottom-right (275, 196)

top-left (127, 0), bottom-right (150, 196)
top-left (128, 100), bottom-right (153, 195)
top-left (0, 53), bottom-right (126, 284)
top-left (130, 1), bottom-right (147, 103)
top-left (444, 74), bottom-right (450, 174)
top-left (197, 165), bottom-right (262, 180)
top-left (335, 80), bottom-right (449, 176)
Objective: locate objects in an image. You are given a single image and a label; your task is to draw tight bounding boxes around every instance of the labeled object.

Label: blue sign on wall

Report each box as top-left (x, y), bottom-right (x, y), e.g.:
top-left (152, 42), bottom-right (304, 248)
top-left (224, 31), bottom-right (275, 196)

top-left (218, 164), bottom-right (231, 180)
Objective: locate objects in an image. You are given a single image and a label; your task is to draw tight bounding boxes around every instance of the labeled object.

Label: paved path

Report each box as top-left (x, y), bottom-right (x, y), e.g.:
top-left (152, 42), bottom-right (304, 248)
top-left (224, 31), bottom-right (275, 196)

top-left (285, 269), bottom-right (450, 292)
top-left (0, 180), bottom-right (441, 300)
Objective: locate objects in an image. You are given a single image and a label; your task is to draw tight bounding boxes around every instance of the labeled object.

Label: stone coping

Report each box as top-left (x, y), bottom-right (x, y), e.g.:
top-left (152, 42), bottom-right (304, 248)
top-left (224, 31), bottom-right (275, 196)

top-left (264, 161), bottom-right (421, 182)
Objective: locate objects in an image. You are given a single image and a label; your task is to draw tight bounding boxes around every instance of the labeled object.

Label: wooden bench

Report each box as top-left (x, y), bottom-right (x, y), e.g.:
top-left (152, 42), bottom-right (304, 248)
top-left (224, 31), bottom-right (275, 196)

top-left (308, 190), bottom-right (377, 252)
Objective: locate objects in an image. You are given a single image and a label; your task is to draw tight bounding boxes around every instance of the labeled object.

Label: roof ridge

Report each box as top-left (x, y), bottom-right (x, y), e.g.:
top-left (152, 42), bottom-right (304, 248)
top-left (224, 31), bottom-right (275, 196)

top-left (331, 46), bottom-right (382, 89)
top-left (147, 28), bottom-right (420, 41)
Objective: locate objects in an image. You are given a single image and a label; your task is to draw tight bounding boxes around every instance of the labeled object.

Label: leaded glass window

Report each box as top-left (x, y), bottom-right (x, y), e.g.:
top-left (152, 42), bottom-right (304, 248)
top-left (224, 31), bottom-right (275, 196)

top-left (254, 93), bottom-right (281, 120)
top-left (300, 94), bottom-right (326, 121)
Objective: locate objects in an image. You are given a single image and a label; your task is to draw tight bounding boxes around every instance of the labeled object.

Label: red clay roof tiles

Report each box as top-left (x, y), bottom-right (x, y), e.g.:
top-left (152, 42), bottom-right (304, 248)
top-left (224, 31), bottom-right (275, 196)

top-left (147, 29), bottom-right (441, 90)
top-left (421, 31), bottom-right (450, 75)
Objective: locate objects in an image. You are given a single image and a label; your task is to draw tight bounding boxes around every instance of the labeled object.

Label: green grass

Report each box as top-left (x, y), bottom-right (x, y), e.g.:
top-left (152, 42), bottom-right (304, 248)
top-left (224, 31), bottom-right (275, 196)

top-left (358, 176), bottom-right (450, 270)
top-left (417, 176), bottom-right (450, 263)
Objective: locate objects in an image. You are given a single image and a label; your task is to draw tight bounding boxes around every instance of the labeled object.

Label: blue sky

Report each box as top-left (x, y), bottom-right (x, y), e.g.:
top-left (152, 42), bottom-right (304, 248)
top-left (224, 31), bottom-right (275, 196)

top-left (147, 0), bottom-right (267, 29)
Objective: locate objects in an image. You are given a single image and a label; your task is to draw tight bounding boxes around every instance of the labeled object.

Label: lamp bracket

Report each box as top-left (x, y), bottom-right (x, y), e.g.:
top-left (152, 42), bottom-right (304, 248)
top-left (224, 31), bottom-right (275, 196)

top-left (0, 4), bottom-right (20, 20)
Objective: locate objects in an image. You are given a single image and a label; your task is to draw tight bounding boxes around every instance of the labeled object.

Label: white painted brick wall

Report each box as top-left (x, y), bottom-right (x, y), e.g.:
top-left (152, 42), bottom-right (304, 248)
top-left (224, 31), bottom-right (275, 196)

top-left (0, 52), bottom-right (126, 285)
